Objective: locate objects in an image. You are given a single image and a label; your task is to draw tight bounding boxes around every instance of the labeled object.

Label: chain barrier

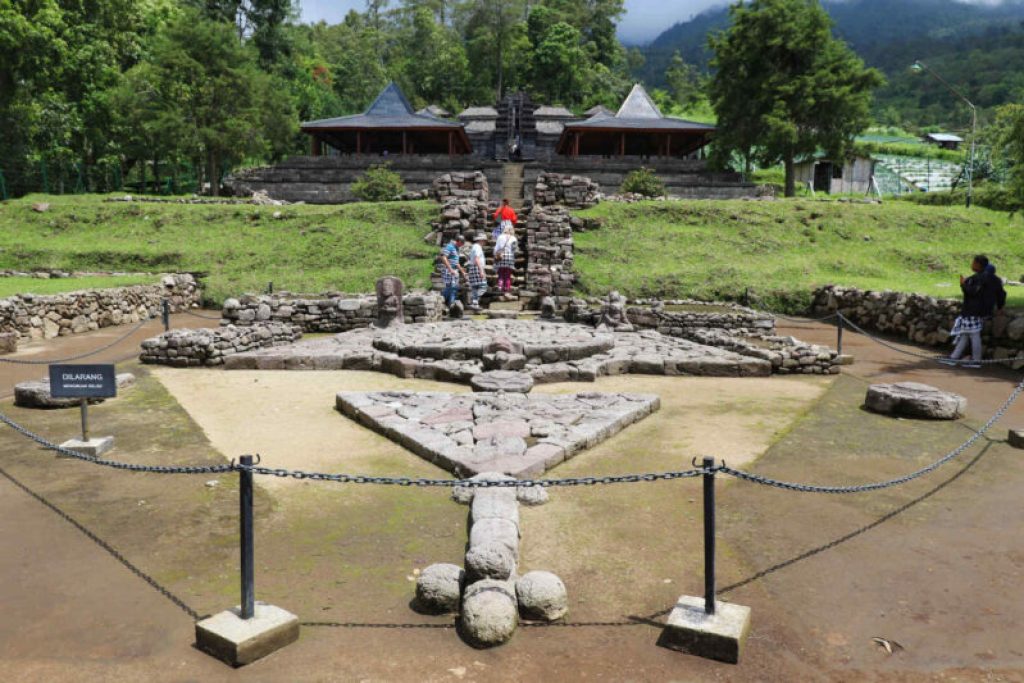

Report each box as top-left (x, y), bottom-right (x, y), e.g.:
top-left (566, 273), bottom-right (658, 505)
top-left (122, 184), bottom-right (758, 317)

top-left (0, 411), bottom-right (234, 475)
top-left (836, 313), bottom-right (1016, 366)
top-left (179, 308), bottom-right (223, 321)
top-left (718, 373), bottom-right (1024, 493)
top-left (0, 318), bottom-right (150, 365)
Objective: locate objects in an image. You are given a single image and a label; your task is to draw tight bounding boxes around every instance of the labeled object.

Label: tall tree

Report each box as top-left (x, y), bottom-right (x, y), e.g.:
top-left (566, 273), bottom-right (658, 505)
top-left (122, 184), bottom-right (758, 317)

top-left (664, 51), bottom-right (700, 108)
top-left (708, 0), bottom-right (883, 196)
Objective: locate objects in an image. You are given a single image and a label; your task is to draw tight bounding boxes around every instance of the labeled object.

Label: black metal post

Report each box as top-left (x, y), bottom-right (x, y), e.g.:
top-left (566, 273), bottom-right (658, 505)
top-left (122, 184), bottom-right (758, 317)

top-left (266, 281), bottom-right (273, 295)
top-left (161, 299), bottom-right (170, 332)
top-left (702, 456), bottom-right (716, 616)
top-left (80, 397), bottom-right (89, 441)
top-left (836, 312), bottom-right (844, 356)
top-left (239, 455), bottom-right (255, 619)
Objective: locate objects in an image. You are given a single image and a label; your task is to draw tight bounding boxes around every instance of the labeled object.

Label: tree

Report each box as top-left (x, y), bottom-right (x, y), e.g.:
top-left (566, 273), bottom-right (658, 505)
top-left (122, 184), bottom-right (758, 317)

top-left (664, 51), bottom-right (700, 108)
top-left (708, 0), bottom-right (884, 196)
top-left (990, 103), bottom-right (1024, 204)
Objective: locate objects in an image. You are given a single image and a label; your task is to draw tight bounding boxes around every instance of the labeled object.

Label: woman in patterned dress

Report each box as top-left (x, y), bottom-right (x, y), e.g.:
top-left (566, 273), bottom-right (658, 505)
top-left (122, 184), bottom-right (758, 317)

top-left (467, 233), bottom-right (489, 310)
top-left (493, 224), bottom-right (518, 295)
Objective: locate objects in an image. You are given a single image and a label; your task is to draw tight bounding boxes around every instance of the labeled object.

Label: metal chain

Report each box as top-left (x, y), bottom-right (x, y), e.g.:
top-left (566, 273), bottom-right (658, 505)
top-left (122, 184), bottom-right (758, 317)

top-left (179, 308), bottom-right (223, 321)
top-left (838, 313), bottom-right (1017, 365)
top-left (718, 374), bottom-right (1024, 493)
top-left (0, 411), bottom-right (234, 475)
top-left (240, 464), bottom-right (707, 487)
top-left (0, 318), bottom-right (150, 365)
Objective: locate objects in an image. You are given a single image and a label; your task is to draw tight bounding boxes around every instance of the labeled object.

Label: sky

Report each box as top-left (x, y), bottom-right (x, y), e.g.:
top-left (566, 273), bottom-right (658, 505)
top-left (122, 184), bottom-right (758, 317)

top-left (297, 0), bottom-right (1015, 46)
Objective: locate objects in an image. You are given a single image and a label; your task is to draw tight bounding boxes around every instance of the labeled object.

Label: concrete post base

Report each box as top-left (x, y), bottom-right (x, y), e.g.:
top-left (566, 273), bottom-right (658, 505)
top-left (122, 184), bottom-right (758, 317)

top-left (195, 602), bottom-right (299, 667)
top-left (1008, 429), bottom-right (1024, 449)
top-left (59, 436), bottom-right (114, 457)
top-left (657, 595), bottom-right (751, 664)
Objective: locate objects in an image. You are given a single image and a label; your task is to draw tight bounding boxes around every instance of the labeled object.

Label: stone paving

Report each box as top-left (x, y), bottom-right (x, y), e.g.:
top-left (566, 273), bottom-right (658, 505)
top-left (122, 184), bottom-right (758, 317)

top-left (336, 390), bottom-right (660, 478)
top-left (225, 319), bottom-right (771, 383)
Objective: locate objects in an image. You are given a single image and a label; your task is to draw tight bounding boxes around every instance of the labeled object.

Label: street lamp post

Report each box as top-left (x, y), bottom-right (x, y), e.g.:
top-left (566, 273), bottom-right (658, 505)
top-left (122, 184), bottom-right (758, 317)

top-left (911, 60), bottom-right (976, 208)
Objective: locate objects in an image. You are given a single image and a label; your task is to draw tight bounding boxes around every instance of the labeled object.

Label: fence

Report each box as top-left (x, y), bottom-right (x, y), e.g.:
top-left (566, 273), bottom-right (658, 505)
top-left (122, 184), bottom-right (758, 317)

top-left (0, 304), bottom-right (1021, 665)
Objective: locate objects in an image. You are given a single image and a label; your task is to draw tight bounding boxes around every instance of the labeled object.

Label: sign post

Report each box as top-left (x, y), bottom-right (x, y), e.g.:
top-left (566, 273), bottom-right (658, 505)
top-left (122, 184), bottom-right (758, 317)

top-left (49, 364), bottom-right (117, 457)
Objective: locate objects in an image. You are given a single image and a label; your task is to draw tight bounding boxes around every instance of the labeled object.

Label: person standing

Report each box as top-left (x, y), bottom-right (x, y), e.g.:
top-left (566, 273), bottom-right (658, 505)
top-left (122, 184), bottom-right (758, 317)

top-left (438, 235), bottom-right (465, 308)
top-left (493, 224), bottom-right (518, 296)
top-left (493, 198), bottom-right (517, 237)
top-left (467, 233), bottom-right (489, 310)
top-left (943, 254), bottom-right (1006, 368)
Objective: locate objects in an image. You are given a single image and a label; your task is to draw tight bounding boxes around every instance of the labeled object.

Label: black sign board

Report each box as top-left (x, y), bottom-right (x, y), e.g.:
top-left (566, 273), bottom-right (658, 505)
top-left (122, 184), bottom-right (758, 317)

top-left (48, 364), bottom-right (117, 399)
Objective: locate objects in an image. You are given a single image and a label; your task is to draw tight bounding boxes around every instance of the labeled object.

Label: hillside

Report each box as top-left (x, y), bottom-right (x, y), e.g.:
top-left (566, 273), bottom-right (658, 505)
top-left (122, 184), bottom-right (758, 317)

top-left (573, 199), bottom-right (1024, 309)
top-left (0, 196), bottom-right (438, 304)
top-left (638, 0), bottom-right (1024, 126)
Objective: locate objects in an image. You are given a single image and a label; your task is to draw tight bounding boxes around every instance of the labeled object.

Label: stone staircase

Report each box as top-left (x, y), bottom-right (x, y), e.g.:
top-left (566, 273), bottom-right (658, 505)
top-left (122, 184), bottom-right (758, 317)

top-left (481, 230), bottom-right (528, 310)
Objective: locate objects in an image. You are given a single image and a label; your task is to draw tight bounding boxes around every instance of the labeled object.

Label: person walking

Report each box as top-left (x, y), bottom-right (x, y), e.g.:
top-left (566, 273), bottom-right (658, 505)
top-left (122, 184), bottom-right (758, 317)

top-left (438, 235), bottom-right (466, 308)
top-left (942, 254), bottom-right (1006, 368)
top-left (493, 224), bottom-right (518, 296)
top-left (467, 233), bottom-right (489, 310)
top-left (493, 198), bottom-right (517, 238)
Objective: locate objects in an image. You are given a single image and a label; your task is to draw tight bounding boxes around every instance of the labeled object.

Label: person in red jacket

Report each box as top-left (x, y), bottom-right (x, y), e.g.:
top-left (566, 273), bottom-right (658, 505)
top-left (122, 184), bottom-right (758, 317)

top-left (492, 198), bottom-right (517, 238)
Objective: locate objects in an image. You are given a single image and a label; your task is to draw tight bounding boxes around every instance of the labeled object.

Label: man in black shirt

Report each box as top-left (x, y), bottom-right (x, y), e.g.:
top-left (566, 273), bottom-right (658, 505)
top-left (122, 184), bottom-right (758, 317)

top-left (942, 254), bottom-right (1007, 368)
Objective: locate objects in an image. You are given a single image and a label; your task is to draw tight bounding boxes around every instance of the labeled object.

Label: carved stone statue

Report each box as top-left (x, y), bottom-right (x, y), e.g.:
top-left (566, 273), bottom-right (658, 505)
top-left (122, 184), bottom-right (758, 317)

top-left (539, 296), bottom-right (557, 320)
top-left (375, 276), bottom-right (404, 328)
top-left (596, 291), bottom-right (633, 332)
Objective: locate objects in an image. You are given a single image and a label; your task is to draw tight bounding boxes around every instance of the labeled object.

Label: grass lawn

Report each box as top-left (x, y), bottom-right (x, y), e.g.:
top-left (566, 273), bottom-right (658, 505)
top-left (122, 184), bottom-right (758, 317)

top-left (0, 194), bottom-right (438, 304)
top-left (573, 199), bottom-right (1024, 311)
top-left (0, 274), bottom-right (156, 298)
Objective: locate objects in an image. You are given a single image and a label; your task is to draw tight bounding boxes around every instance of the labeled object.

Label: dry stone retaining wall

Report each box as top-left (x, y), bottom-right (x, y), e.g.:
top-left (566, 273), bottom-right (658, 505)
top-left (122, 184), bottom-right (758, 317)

top-left (139, 323), bottom-right (301, 367)
top-left (221, 292), bottom-right (444, 333)
top-left (431, 171), bottom-right (489, 202)
top-left (525, 205), bottom-right (576, 300)
top-left (813, 284), bottom-right (1024, 366)
top-left (532, 172), bottom-right (599, 209)
top-left (0, 274), bottom-right (200, 340)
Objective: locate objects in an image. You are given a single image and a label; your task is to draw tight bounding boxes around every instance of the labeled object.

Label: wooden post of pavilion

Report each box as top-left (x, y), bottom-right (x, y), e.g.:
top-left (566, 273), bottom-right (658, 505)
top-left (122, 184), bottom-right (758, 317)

top-left (310, 135), bottom-right (320, 157)
top-left (402, 131), bottom-right (407, 155)
top-left (619, 133), bottom-right (625, 157)
top-left (448, 131), bottom-right (453, 156)
top-left (356, 131), bottom-right (362, 155)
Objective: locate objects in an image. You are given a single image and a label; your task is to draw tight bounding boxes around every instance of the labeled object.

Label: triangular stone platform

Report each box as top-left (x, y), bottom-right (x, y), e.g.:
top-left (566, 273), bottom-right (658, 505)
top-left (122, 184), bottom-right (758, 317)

top-left (336, 391), bottom-right (660, 478)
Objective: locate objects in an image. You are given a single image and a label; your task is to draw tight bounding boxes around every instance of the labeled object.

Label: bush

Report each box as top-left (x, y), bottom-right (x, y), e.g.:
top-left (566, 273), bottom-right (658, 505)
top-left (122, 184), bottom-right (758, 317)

top-left (620, 167), bottom-right (666, 198)
top-left (351, 163), bottom-right (405, 202)
top-left (899, 183), bottom-right (1022, 213)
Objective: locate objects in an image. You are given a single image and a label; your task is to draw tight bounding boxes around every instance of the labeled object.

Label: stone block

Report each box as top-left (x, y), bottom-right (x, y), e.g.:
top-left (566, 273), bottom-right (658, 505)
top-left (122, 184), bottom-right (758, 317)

top-left (1008, 429), bottom-right (1024, 449)
top-left (195, 602), bottom-right (299, 667)
top-left (658, 596), bottom-right (751, 664)
top-left (59, 436), bottom-right (114, 457)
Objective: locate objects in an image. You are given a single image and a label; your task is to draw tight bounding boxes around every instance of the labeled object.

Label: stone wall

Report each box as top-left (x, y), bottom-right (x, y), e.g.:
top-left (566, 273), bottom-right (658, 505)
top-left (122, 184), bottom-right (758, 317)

top-left (221, 291), bottom-right (445, 332)
top-left (140, 323), bottom-right (301, 367)
top-left (224, 156), bottom-right (504, 204)
top-left (431, 171), bottom-right (489, 202)
top-left (0, 274), bottom-right (200, 340)
top-left (626, 300), bottom-right (776, 335)
top-left (686, 328), bottom-right (843, 375)
top-left (812, 284), bottom-right (1024, 365)
top-left (525, 206), bottom-right (576, 300)
top-left (532, 172), bottom-right (599, 209)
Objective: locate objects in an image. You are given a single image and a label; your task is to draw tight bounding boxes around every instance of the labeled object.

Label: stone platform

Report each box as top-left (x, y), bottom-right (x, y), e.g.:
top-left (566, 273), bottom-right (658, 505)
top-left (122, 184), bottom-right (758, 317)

top-left (337, 390), bottom-right (660, 477)
top-left (226, 320), bottom-right (771, 384)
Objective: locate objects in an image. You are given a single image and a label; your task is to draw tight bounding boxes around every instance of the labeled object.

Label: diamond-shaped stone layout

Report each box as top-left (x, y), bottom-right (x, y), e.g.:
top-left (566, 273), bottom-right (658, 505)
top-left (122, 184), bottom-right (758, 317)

top-left (337, 391), bottom-right (660, 478)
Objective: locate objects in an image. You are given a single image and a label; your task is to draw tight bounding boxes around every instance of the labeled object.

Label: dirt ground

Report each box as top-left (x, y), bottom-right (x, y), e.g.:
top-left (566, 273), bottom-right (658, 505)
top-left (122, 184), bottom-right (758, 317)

top-left (1, 317), bottom-right (1023, 682)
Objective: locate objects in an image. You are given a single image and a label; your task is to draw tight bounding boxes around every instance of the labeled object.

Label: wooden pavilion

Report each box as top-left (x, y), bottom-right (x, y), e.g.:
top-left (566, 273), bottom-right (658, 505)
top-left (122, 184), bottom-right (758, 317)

top-left (302, 83), bottom-right (472, 156)
top-left (556, 84), bottom-right (715, 158)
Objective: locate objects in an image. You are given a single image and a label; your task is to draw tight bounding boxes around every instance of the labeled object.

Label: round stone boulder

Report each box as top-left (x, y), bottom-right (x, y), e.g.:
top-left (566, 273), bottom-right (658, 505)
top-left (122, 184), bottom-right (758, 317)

top-left (865, 382), bottom-right (966, 420)
top-left (469, 518), bottom-right (520, 557)
top-left (470, 370), bottom-right (534, 394)
top-left (465, 541), bottom-right (517, 581)
top-left (516, 571), bottom-right (568, 621)
top-left (414, 563), bottom-right (464, 614)
top-left (459, 579), bottom-right (518, 648)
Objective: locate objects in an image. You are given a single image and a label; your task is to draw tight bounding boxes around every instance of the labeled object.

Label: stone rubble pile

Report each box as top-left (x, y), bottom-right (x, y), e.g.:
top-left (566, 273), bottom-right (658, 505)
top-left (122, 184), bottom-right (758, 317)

top-left (139, 323), bottom-right (301, 367)
top-left (428, 198), bottom-right (489, 246)
top-left (687, 329), bottom-right (844, 375)
top-left (396, 189), bottom-right (430, 201)
top-left (532, 172), bottom-right (600, 208)
top-left (431, 171), bottom-right (489, 202)
top-left (221, 292), bottom-right (444, 333)
top-left (0, 274), bottom-right (200, 340)
top-left (813, 284), bottom-right (1024, 367)
top-left (525, 205), bottom-right (576, 301)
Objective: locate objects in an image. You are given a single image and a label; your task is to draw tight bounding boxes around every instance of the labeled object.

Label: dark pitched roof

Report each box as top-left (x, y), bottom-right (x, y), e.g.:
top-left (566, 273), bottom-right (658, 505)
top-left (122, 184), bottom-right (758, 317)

top-left (563, 84), bottom-right (715, 132)
top-left (301, 83), bottom-right (464, 130)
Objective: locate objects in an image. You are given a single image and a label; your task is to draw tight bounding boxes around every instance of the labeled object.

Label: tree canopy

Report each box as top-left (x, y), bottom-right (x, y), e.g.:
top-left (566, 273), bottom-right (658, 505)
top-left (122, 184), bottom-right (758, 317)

top-left (708, 0), bottom-right (884, 196)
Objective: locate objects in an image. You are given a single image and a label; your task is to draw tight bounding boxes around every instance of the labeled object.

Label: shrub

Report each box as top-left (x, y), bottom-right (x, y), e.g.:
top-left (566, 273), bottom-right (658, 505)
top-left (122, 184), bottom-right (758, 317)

top-left (899, 183), bottom-right (1022, 213)
top-left (351, 163), bottom-right (405, 202)
top-left (620, 167), bottom-right (666, 198)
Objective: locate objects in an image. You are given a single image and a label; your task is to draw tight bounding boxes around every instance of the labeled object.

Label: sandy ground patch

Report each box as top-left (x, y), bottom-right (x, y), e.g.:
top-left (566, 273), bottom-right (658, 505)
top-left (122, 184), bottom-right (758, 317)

top-left (151, 369), bottom-right (832, 489)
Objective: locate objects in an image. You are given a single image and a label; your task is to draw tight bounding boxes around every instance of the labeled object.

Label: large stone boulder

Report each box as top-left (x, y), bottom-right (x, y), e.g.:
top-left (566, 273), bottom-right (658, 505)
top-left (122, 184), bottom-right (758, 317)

top-left (516, 571), bottom-right (568, 621)
top-left (414, 563), bottom-right (463, 614)
top-left (465, 542), bottom-right (517, 581)
top-left (14, 373), bottom-right (136, 409)
top-left (864, 382), bottom-right (966, 420)
top-left (459, 579), bottom-right (518, 647)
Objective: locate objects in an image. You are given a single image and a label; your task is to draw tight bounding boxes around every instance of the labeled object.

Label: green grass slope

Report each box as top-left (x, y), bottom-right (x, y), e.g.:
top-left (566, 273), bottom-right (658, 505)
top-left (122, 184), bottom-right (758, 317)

top-left (0, 195), bottom-right (438, 304)
top-left (0, 274), bottom-right (156, 298)
top-left (573, 200), bottom-right (1024, 310)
